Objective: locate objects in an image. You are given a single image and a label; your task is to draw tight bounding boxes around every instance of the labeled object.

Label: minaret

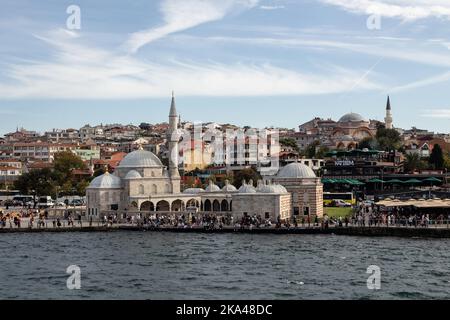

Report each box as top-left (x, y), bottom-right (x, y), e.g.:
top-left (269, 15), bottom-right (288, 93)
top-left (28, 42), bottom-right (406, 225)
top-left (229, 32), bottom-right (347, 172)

top-left (385, 95), bottom-right (393, 129)
top-left (167, 91), bottom-right (180, 192)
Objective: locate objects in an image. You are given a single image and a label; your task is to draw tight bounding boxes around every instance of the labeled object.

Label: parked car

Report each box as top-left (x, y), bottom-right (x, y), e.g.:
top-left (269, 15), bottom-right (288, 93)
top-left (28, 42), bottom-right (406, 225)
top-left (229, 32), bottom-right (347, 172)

top-left (69, 199), bottom-right (84, 206)
top-left (38, 196), bottom-right (54, 208)
top-left (331, 199), bottom-right (352, 207)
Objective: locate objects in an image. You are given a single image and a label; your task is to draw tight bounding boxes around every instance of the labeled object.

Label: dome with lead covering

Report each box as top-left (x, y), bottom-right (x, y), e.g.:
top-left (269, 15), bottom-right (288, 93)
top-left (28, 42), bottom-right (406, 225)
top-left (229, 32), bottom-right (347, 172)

top-left (222, 180), bottom-right (237, 192)
top-left (239, 180), bottom-right (257, 193)
top-left (277, 162), bottom-right (316, 179)
top-left (124, 170), bottom-right (142, 179)
top-left (338, 112), bottom-right (367, 123)
top-left (88, 172), bottom-right (122, 189)
top-left (118, 149), bottom-right (163, 168)
top-left (183, 188), bottom-right (204, 194)
top-left (206, 181), bottom-right (221, 192)
top-left (257, 181), bottom-right (288, 193)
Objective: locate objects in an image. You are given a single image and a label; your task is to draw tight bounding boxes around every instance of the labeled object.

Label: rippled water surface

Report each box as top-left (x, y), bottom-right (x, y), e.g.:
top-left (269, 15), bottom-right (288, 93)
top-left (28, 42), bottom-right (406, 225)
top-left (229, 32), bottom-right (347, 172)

top-left (1, 232), bottom-right (450, 299)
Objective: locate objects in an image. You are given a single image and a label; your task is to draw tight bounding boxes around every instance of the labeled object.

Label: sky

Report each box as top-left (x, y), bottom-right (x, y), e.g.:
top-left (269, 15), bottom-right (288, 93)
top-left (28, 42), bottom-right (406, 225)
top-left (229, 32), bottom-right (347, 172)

top-left (1, 0), bottom-right (450, 135)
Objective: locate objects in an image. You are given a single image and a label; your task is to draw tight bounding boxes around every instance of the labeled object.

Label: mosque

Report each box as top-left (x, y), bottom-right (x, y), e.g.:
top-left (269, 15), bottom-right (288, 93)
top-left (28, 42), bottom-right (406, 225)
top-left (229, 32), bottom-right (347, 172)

top-left (86, 95), bottom-right (324, 222)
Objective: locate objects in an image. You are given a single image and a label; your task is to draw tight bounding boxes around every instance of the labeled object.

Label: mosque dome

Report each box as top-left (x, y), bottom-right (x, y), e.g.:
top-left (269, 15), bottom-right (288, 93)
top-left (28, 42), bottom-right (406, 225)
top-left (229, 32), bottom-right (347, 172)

top-left (183, 188), bottom-right (204, 194)
top-left (88, 172), bottom-right (122, 189)
top-left (239, 180), bottom-right (257, 193)
top-left (222, 180), bottom-right (237, 192)
top-left (338, 112), bottom-right (367, 123)
top-left (256, 181), bottom-right (288, 193)
top-left (205, 181), bottom-right (221, 192)
top-left (339, 135), bottom-right (354, 141)
top-left (118, 149), bottom-right (163, 168)
top-left (277, 162), bottom-right (316, 179)
top-left (124, 170), bottom-right (142, 179)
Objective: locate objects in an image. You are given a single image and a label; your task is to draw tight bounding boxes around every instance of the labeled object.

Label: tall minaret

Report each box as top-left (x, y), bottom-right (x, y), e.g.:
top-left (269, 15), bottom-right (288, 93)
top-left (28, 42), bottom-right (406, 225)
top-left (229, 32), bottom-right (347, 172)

top-left (385, 95), bottom-right (393, 129)
top-left (168, 91), bottom-right (181, 192)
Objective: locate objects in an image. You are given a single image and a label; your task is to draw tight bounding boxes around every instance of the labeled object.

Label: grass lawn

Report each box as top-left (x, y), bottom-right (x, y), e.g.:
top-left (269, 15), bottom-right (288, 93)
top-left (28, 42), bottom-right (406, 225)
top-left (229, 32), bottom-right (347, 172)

top-left (324, 207), bottom-right (353, 219)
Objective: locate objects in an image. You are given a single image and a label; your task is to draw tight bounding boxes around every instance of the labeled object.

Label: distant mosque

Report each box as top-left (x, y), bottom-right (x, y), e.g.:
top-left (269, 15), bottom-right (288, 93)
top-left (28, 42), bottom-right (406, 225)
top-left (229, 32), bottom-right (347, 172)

top-left (297, 96), bottom-right (394, 150)
top-left (86, 94), bottom-right (324, 222)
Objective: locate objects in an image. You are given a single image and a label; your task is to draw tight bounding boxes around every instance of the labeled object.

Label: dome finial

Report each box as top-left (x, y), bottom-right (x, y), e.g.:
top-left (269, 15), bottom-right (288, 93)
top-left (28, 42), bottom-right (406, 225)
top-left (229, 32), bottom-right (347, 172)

top-left (104, 165), bottom-right (109, 175)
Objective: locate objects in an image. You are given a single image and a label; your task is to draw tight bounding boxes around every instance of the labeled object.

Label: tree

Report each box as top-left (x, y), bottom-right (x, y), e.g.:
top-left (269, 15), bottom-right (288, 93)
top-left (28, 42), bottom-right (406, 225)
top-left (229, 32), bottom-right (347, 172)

top-left (444, 153), bottom-right (450, 171)
top-left (233, 168), bottom-right (261, 188)
top-left (305, 141), bottom-right (320, 158)
top-left (404, 153), bottom-right (427, 173)
top-left (358, 137), bottom-right (377, 150)
top-left (14, 168), bottom-right (59, 201)
top-left (280, 137), bottom-right (300, 153)
top-left (316, 146), bottom-right (330, 158)
top-left (53, 151), bottom-right (85, 183)
top-left (375, 128), bottom-right (401, 151)
top-left (429, 144), bottom-right (444, 170)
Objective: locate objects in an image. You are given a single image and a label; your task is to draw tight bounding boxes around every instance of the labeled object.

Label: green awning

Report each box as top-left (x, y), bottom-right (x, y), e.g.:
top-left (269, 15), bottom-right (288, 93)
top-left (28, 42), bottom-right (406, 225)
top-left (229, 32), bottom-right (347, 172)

top-left (423, 177), bottom-right (442, 183)
top-left (386, 179), bottom-right (404, 184)
top-left (404, 179), bottom-right (422, 184)
top-left (368, 178), bottom-right (384, 183)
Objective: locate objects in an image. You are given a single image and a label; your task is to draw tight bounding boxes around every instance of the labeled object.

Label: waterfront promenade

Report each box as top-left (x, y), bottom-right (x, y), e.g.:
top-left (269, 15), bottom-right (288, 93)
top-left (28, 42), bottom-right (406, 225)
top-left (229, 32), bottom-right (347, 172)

top-left (2, 216), bottom-right (450, 238)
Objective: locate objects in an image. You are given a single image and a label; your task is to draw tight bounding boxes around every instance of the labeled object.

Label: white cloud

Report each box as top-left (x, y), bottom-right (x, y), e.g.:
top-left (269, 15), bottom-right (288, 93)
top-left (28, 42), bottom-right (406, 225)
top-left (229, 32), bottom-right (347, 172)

top-left (192, 34), bottom-right (450, 68)
top-left (259, 5), bottom-right (285, 10)
top-left (319, 0), bottom-right (450, 21)
top-left (0, 29), bottom-right (382, 99)
top-left (391, 70), bottom-right (450, 92)
top-left (124, 0), bottom-right (259, 53)
top-left (421, 109), bottom-right (450, 119)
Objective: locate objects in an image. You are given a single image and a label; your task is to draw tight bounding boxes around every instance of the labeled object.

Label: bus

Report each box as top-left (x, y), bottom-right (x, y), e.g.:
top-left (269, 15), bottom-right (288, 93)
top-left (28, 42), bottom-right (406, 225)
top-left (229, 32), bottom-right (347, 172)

top-left (323, 192), bottom-right (356, 206)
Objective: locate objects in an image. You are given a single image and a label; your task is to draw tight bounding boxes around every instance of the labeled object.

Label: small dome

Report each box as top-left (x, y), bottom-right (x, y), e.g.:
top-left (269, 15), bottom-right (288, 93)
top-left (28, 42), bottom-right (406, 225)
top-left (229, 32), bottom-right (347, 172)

top-left (277, 162), bottom-right (316, 179)
top-left (239, 181), bottom-right (257, 194)
top-left (256, 181), bottom-right (288, 193)
top-left (89, 172), bottom-right (122, 189)
top-left (118, 149), bottom-right (163, 168)
top-left (338, 112), bottom-right (367, 123)
top-left (205, 181), bottom-right (221, 192)
top-left (339, 135), bottom-right (354, 141)
top-left (222, 180), bottom-right (237, 192)
top-left (183, 188), bottom-right (204, 194)
top-left (124, 170), bottom-right (142, 179)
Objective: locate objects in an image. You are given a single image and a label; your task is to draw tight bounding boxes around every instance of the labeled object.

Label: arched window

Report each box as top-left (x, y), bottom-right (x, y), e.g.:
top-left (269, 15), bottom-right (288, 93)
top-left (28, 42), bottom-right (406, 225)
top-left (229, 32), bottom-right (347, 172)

top-left (139, 184), bottom-right (145, 195)
top-left (165, 184), bottom-right (170, 193)
top-left (152, 184), bottom-right (158, 194)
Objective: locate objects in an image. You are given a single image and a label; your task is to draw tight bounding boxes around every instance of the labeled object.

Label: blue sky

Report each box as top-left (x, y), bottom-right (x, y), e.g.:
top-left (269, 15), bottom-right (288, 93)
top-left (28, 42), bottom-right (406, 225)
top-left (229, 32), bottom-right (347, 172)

top-left (1, 0), bottom-right (450, 135)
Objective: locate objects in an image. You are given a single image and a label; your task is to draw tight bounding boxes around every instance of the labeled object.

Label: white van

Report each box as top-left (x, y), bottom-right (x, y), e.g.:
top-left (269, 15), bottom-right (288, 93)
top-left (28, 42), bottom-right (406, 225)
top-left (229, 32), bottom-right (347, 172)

top-left (38, 196), bottom-right (54, 208)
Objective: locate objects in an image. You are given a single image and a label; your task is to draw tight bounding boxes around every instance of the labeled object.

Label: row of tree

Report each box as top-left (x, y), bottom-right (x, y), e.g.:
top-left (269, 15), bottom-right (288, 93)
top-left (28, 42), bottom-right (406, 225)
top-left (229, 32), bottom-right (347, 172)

top-left (14, 151), bottom-right (91, 199)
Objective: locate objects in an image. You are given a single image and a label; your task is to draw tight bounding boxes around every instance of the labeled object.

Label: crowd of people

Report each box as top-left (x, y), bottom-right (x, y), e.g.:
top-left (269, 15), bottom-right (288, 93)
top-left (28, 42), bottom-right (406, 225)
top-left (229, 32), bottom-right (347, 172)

top-left (2, 201), bottom-right (450, 230)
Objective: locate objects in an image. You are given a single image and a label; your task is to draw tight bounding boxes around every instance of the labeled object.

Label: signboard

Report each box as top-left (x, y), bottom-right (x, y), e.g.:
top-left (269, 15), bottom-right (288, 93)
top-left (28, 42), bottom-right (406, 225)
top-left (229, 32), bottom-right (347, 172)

top-left (335, 160), bottom-right (354, 166)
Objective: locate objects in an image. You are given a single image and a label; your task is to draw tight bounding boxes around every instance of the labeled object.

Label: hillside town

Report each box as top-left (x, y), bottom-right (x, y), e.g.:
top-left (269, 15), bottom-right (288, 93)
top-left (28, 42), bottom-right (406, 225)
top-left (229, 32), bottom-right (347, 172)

top-left (1, 95), bottom-right (450, 226)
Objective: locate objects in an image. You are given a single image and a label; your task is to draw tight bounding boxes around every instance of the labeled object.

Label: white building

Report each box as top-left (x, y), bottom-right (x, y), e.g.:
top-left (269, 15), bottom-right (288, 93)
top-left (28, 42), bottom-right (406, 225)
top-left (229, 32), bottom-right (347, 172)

top-left (86, 95), bottom-right (323, 222)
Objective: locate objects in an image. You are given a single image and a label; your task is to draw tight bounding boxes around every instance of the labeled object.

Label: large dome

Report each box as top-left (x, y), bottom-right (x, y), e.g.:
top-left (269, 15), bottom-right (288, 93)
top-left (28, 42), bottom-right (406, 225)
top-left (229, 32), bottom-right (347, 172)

top-left (89, 172), bottom-right (122, 189)
top-left (118, 149), bottom-right (163, 168)
top-left (277, 162), bottom-right (316, 179)
top-left (338, 112), bottom-right (367, 123)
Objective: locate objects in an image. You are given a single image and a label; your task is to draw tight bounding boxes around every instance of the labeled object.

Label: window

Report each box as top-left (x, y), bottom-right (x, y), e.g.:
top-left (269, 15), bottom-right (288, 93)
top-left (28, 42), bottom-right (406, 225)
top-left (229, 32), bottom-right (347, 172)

top-left (293, 207), bottom-right (300, 216)
top-left (265, 212), bottom-right (270, 219)
top-left (139, 185), bottom-right (145, 195)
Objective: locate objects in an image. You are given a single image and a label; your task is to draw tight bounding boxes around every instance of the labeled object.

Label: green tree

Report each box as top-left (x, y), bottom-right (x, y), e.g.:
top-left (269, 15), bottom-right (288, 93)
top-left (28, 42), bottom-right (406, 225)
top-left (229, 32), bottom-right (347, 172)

top-left (305, 141), bottom-right (320, 158)
top-left (280, 137), bottom-right (300, 153)
top-left (14, 168), bottom-right (59, 200)
top-left (444, 153), bottom-right (450, 171)
top-left (376, 128), bottom-right (401, 151)
top-left (429, 144), bottom-right (444, 170)
top-left (358, 137), bottom-right (377, 150)
top-left (404, 153), bottom-right (427, 173)
top-left (233, 168), bottom-right (261, 188)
